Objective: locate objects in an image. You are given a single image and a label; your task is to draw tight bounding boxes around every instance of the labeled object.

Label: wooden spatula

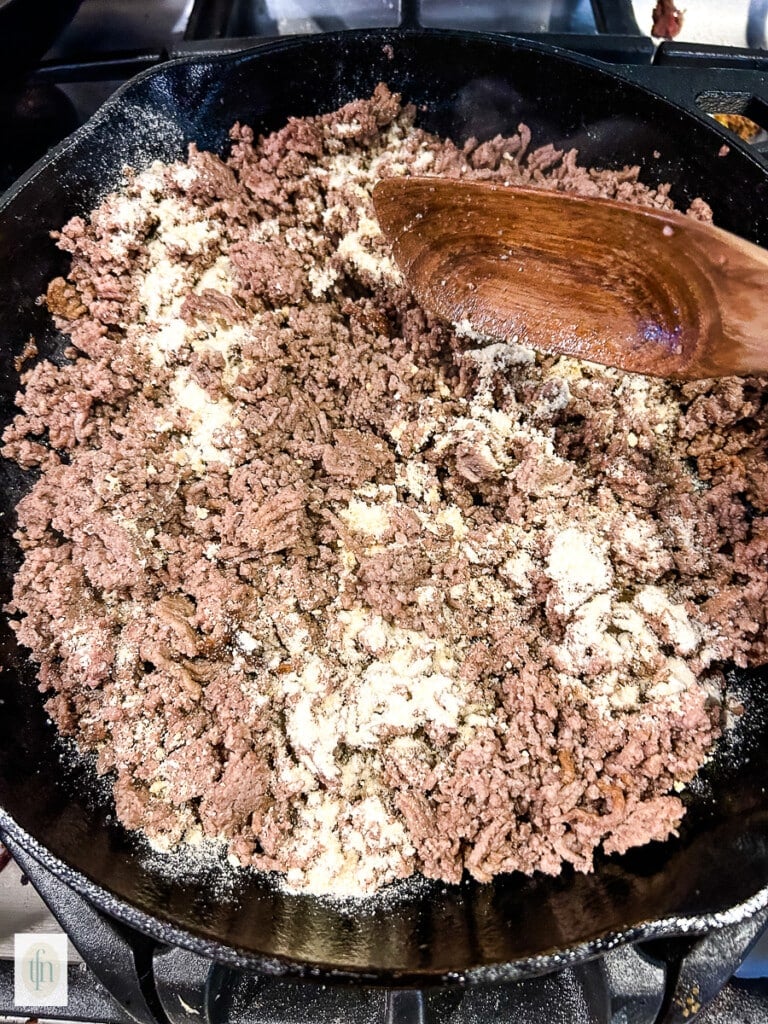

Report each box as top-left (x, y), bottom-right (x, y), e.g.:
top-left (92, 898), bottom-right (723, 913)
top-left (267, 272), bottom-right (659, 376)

top-left (372, 176), bottom-right (768, 380)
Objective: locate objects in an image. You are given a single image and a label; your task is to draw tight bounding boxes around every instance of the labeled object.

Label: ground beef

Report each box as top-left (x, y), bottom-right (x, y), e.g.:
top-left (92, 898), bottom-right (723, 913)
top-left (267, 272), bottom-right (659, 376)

top-left (2, 84), bottom-right (761, 897)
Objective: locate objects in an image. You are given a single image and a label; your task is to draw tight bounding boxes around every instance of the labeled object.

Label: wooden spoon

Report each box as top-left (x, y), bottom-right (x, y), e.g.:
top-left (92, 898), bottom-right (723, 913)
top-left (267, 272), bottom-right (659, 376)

top-left (372, 176), bottom-right (768, 380)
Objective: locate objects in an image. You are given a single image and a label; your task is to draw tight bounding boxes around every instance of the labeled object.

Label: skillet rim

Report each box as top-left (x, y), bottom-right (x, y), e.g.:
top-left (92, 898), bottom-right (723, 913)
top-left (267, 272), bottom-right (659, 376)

top-left (3, 809), bottom-right (768, 985)
top-left (0, 27), bottom-right (759, 213)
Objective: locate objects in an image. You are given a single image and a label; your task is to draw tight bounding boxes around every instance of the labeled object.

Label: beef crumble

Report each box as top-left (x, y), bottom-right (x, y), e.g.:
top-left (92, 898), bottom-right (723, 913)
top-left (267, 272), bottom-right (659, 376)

top-left (3, 85), bottom-right (763, 896)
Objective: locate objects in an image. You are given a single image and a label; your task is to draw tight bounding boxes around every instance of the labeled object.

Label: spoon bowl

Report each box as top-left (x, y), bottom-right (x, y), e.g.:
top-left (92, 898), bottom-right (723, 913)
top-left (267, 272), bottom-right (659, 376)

top-left (372, 177), bottom-right (768, 380)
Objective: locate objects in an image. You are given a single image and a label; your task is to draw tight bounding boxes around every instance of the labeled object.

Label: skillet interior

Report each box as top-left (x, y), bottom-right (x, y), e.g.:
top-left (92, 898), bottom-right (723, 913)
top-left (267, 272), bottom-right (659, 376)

top-left (2, 29), bottom-right (768, 983)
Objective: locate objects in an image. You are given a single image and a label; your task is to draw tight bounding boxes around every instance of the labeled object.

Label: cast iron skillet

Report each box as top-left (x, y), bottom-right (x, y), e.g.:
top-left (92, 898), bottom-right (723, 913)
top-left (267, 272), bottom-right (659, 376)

top-left (2, 29), bottom-right (768, 986)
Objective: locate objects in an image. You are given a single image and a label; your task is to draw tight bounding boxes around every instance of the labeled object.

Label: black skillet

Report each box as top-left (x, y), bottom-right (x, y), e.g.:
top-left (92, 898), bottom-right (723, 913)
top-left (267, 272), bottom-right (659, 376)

top-left (2, 29), bottom-right (768, 986)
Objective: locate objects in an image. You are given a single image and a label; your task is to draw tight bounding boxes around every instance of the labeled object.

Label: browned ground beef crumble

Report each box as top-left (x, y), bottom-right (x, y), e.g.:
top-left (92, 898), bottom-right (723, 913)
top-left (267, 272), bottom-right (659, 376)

top-left (3, 84), bottom-right (766, 895)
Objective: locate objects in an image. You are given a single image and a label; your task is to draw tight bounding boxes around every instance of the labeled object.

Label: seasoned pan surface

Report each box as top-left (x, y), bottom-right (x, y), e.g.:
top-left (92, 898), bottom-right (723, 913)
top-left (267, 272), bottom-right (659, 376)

top-left (2, 30), bottom-right (768, 983)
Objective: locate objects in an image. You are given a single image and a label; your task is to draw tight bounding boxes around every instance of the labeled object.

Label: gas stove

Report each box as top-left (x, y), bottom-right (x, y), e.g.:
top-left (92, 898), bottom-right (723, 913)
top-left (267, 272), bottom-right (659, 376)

top-left (3, 2), bottom-right (768, 1023)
